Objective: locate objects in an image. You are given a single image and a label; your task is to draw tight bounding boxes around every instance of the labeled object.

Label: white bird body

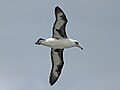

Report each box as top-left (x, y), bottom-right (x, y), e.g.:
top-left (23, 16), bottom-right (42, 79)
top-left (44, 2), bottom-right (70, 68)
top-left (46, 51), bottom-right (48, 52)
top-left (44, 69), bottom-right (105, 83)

top-left (40, 38), bottom-right (77, 49)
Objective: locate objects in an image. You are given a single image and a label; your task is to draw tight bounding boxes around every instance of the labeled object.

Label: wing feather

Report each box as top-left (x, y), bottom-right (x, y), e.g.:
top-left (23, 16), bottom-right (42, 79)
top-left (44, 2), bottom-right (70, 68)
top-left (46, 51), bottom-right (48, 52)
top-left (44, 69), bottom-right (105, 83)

top-left (52, 6), bottom-right (68, 39)
top-left (49, 48), bottom-right (64, 86)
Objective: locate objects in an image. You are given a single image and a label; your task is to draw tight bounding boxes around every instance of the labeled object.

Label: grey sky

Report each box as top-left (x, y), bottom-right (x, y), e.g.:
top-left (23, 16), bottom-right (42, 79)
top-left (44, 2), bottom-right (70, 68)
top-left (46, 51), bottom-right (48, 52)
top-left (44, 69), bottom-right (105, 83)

top-left (0, 0), bottom-right (120, 90)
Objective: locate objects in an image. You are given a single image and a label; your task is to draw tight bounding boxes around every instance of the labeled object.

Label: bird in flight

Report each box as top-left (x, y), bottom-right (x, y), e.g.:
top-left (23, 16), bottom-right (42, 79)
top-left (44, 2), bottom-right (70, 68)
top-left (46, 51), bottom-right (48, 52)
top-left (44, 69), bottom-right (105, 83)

top-left (35, 6), bottom-right (83, 86)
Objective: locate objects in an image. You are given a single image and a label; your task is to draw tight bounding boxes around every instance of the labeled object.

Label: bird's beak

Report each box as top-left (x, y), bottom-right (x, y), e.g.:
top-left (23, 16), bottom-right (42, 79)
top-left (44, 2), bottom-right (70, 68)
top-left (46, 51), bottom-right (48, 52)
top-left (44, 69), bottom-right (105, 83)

top-left (77, 45), bottom-right (83, 50)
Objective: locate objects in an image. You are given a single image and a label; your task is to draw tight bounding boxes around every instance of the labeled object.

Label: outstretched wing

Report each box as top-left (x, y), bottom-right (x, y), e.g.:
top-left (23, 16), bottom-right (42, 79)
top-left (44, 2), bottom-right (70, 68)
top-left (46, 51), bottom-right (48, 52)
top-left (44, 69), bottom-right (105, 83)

top-left (52, 6), bottom-right (68, 39)
top-left (49, 48), bottom-right (64, 86)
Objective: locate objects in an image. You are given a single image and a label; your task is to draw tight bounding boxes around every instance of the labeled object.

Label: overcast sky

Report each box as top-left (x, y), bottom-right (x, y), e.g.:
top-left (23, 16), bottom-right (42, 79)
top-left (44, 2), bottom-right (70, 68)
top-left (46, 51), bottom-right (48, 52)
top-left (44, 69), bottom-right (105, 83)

top-left (0, 0), bottom-right (120, 90)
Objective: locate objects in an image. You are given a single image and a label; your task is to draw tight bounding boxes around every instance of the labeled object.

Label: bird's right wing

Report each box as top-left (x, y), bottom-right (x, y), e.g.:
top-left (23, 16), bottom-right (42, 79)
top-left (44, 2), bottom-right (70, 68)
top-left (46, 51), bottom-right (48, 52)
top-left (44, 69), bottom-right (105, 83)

top-left (49, 48), bottom-right (64, 86)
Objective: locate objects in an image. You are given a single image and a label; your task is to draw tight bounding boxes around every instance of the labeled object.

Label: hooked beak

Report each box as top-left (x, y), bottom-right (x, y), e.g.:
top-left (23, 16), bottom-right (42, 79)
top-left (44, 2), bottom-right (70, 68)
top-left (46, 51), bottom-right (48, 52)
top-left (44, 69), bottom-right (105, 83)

top-left (77, 45), bottom-right (83, 50)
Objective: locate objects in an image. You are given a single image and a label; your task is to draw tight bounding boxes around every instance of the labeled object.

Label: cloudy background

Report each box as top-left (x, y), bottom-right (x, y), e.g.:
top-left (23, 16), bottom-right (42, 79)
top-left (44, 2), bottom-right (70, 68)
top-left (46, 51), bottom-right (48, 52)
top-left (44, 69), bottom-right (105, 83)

top-left (0, 0), bottom-right (120, 90)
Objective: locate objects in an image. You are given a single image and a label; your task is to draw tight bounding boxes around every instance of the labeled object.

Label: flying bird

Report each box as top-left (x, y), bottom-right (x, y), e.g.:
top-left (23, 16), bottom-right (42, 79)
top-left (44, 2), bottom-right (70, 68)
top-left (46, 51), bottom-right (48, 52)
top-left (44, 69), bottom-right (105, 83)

top-left (35, 6), bottom-right (83, 86)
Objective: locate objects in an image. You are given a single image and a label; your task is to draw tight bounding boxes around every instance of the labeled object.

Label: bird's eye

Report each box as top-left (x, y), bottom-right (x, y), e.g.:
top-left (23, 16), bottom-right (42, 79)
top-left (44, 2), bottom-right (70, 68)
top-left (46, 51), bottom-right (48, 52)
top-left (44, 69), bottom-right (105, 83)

top-left (75, 42), bottom-right (78, 45)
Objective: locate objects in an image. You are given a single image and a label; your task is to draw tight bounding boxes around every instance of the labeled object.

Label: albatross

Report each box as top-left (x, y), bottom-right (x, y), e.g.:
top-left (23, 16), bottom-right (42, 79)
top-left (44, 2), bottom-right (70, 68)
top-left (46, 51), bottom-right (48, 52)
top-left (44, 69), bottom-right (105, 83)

top-left (35, 6), bottom-right (83, 86)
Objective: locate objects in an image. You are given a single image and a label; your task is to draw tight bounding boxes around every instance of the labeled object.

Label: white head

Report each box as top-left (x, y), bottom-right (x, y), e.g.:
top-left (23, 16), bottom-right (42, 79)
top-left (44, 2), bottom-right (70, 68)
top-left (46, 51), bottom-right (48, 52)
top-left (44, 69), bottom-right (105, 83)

top-left (73, 40), bottom-right (83, 50)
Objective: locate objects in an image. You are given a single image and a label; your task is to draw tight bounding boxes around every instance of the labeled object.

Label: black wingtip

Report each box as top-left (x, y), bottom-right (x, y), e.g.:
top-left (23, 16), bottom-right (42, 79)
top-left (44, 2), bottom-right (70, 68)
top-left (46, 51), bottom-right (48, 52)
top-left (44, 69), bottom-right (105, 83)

top-left (49, 80), bottom-right (55, 86)
top-left (49, 76), bottom-right (56, 86)
top-left (55, 6), bottom-right (60, 9)
top-left (50, 82), bottom-right (54, 86)
top-left (55, 6), bottom-right (63, 14)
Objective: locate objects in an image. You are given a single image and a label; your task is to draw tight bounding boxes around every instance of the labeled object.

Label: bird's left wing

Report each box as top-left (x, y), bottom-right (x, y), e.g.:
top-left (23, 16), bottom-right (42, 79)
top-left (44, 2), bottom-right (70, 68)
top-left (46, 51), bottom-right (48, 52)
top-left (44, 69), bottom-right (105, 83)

top-left (49, 48), bottom-right (64, 86)
top-left (52, 6), bottom-right (68, 39)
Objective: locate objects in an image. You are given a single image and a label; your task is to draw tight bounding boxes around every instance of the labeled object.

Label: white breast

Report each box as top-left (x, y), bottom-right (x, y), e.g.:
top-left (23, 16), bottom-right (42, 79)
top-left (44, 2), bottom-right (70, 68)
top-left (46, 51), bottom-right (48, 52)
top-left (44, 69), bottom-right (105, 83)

top-left (41, 38), bottom-right (76, 49)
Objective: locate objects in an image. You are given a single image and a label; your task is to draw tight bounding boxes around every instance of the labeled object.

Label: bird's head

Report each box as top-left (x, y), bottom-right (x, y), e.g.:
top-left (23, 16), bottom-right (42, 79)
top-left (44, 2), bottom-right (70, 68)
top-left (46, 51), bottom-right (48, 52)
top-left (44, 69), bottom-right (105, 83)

top-left (74, 41), bottom-right (83, 50)
top-left (35, 38), bottom-right (45, 45)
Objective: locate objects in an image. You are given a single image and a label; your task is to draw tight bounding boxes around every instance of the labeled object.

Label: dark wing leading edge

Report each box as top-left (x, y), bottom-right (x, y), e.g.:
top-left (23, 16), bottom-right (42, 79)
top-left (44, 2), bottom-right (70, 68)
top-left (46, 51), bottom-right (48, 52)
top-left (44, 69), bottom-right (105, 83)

top-left (49, 48), bottom-right (64, 86)
top-left (52, 6), bottom-right (68, 39)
